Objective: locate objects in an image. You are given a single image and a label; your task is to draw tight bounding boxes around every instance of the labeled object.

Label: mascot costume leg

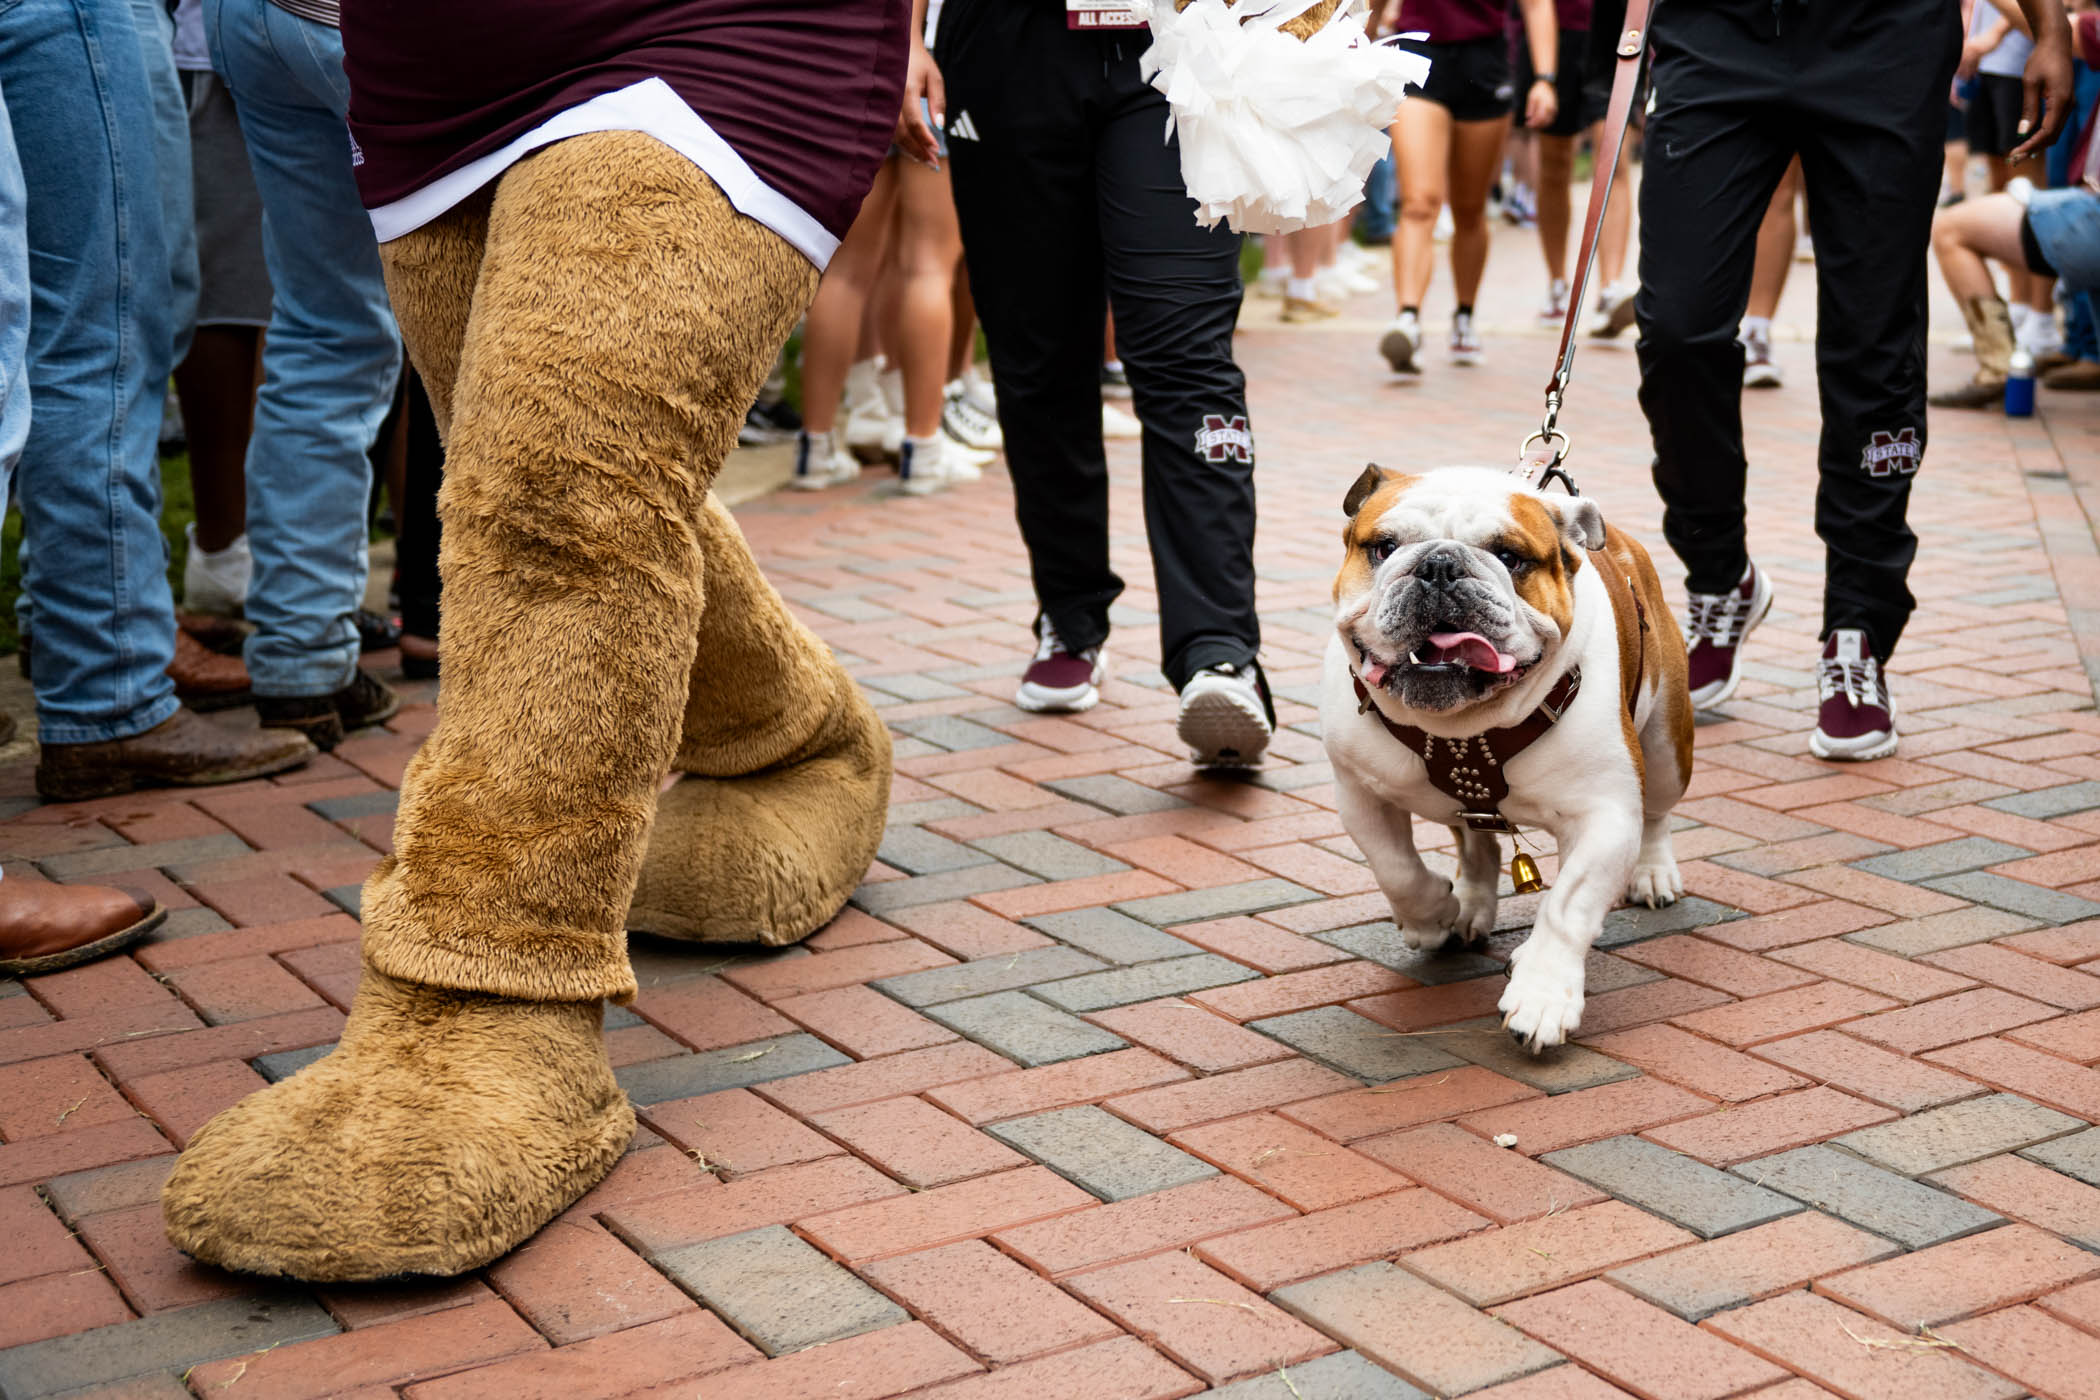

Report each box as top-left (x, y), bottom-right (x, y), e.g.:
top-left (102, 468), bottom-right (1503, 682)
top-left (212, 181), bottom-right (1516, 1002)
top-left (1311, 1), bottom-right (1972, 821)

top-left (163, 86), bottom-right (896, 1278)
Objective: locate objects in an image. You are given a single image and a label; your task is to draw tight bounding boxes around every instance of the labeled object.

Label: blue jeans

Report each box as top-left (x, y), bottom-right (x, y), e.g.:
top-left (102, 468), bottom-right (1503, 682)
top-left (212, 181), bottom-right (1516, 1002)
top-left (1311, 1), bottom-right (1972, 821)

top-left (1355, 144), bottom-right (1397, 243)
top-left (2, 0), bottom-right (181, 744)
top-left (207, 0), bottom-right (399, 698)
top-left (0, 80), bottom-right (29, 494)
top-left (130, 0), bottom-right (197, 362)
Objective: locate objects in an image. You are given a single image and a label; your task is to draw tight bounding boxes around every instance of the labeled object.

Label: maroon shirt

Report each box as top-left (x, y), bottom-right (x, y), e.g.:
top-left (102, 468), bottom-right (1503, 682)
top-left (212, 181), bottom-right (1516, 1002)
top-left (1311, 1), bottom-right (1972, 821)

top-left (1397, 0), bottom-right (1506, 43)
top-left (340, 0), bottom-right (909, 242)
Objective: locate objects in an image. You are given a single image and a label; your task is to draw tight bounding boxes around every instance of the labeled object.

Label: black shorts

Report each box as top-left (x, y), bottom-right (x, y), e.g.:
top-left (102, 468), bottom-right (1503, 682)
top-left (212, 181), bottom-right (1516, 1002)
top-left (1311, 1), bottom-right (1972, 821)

top-left (1396, 35), bottom-right (1515, 123)
top-left (2020, 209), bottom-right (2058, 278)
top-left (1578, 17), bottom-right (1645, 129)
top-left (1965, 72), bottom-right (2026, 157)
top-left (1515, 25), bottom-right (1591, 136)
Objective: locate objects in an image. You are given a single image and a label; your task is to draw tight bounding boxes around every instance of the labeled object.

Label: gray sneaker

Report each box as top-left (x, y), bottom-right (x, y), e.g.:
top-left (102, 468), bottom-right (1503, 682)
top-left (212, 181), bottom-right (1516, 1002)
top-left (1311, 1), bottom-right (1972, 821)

top-left (1177, 661), bottom-right (1274, 768)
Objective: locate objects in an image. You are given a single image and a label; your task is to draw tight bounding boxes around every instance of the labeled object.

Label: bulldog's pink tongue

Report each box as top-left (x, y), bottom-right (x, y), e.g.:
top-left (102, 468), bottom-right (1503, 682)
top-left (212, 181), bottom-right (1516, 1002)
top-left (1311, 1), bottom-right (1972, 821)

top-left (1362, 658), bottom-right (1391, 687)
top-left (1427, 631), bottom-right (1517, 673)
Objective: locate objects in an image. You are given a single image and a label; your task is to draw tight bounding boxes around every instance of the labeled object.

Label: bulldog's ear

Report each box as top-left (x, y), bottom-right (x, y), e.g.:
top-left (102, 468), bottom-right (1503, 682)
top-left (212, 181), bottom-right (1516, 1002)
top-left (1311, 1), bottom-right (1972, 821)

top-left (1343, 464), bottom-right (1394, 518)
top-left (1541, 493), bottom-right (1606, 552)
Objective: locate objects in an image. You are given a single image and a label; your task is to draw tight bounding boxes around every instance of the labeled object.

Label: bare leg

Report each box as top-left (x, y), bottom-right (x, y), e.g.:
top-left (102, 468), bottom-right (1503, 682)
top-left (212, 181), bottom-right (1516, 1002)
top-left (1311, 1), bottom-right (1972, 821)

top-left (1447, 115), bottom-right (1513, 306)
top-left (1536, 132), bottom-right (1576, 284)
top-left (797, 161), bottom-right (899, 435)
top-left (1591, 120), bottom-right (1634, 289)
top-left (1933, 191), bottom-right (2031, 301)
top-left (1391, 99), bottom-right (1453, 309)
top-left (888, 160), bottom-right (962, 438)
top-left (172, 325), bottom-right (260, 551)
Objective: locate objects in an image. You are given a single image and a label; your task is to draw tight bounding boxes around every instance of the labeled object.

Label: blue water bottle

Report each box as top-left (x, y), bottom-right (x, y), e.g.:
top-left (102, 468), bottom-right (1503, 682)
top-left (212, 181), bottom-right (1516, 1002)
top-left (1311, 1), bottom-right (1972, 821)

top-left (2005, 346), bottom-right (2036, 417)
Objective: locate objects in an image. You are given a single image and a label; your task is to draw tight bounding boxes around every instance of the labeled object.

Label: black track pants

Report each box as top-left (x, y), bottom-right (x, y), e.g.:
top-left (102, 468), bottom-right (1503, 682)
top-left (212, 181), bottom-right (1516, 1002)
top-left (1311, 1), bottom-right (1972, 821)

top-left (940, 0), bottom-right (1258, 690)
top-left (1633, 0), bottom-right (1960, 660)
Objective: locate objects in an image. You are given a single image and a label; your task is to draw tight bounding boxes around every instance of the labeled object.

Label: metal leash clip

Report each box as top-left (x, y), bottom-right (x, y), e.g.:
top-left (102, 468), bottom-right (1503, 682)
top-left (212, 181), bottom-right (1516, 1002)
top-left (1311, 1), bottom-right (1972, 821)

top-left (1516, 391), bottom-right (1579, 496)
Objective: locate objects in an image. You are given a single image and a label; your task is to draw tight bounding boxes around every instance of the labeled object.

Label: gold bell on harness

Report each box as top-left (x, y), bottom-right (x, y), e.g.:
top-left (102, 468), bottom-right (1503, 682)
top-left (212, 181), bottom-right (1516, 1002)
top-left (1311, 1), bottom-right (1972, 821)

top-left (1510, 852), bottom-right (1546, 895)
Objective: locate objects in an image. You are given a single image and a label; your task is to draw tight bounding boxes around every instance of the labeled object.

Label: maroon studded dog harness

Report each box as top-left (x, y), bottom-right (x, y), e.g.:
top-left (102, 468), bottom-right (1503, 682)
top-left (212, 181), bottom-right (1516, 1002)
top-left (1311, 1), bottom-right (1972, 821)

top-left (1350, 668), bottom-right (1584, 834)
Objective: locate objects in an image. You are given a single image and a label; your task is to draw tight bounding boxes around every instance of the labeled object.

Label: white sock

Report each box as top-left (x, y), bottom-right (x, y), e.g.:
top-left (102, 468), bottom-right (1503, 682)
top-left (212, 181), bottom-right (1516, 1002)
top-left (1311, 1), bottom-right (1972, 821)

top-left (1742, 315), bottom-right (1772, 340)
top-left (2010, 302), bottom-right (2033, 334)
top-left (1287, 276), bottom-right (1319, 301)
top-left (1103, 358), bottom-right (1124, 375)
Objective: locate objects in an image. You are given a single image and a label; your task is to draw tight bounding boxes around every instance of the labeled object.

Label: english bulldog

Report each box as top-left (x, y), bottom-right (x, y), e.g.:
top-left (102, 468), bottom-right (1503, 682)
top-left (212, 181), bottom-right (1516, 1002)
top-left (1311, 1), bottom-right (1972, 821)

top-left (1321, 465), bottom-right (1694, 1051)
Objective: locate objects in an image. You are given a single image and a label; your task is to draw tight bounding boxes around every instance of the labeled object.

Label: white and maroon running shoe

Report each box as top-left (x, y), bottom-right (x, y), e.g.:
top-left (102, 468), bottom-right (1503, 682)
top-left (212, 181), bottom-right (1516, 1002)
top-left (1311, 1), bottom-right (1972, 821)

top-left (1014, 619), bottom-right (1106, 714)
top-left (1810, 629), bottom-right (1898, 761)
top-left (1684, 560), bottom-right (1774, 710)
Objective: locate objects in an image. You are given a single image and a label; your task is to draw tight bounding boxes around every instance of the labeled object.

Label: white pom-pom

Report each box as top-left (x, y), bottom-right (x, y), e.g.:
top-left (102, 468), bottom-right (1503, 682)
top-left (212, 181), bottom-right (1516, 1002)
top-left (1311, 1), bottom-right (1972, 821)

top-left (1127, 0), bottom-right (1431, 235)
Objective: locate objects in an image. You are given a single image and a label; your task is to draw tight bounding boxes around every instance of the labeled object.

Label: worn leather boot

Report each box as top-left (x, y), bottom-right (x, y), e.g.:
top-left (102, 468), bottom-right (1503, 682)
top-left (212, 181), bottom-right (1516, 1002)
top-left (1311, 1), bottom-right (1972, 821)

top-left (1929, 296), bottom-right (2016, 409)
top-left (255, 668), bottom-right (401, 752)
top-left (168, 631), bottom-right (252, 712)
top-left (36, 707), bottom-right (315, 801)
top-left (0, 880), bottom-right (166, 975)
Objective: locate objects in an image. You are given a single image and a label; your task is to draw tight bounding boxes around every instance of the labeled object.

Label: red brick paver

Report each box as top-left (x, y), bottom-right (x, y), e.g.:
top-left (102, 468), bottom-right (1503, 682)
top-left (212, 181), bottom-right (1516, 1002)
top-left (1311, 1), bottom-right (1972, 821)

top-left (5, 233), bottom-right (2100, 1400)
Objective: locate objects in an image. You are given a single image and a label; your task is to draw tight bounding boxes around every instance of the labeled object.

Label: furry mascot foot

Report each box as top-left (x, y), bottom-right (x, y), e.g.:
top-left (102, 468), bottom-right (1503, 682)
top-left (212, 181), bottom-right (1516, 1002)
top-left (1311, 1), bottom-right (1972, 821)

top-left (629, 495), bottom-right (890, 945)
top-left (629, 676), bottom-right (889, 944)
top-left (162, 968), bottom-right (632, 1281)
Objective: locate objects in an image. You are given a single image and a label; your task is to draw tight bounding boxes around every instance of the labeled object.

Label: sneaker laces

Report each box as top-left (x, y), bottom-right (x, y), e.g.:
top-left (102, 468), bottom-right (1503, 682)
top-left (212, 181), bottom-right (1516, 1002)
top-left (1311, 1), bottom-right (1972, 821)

top-left (1817, 650), bottom-right (1883, 710)
top-left (1686, 587), bottom-right (1752, 648)
top-left (946, 390), bottom-right (996, 438)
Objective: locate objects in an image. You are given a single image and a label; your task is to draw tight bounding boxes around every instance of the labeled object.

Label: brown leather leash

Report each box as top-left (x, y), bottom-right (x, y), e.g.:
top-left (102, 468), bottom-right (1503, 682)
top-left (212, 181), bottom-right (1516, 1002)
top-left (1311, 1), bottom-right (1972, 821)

top-left (1517, 0), bottom-right (1656, 494)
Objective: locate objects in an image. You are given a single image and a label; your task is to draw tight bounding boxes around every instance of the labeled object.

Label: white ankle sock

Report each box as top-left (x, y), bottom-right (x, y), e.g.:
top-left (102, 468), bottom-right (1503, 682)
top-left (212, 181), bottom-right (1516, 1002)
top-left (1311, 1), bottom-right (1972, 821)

top-left (1742, 315), bottom-right (1772, 340)
top-left (1287, 276), bottom-right (1318, 301)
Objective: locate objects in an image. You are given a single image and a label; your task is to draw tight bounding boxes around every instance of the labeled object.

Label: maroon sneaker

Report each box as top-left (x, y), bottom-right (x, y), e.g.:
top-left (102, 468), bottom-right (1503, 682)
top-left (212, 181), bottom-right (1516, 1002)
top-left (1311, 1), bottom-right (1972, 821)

top-left (1684, 560), bottom-right (1773, 708)
top-left (1014, 619), bottom-right (1105, 714)
top-left (1809, 628), bottom-right (1897, 761)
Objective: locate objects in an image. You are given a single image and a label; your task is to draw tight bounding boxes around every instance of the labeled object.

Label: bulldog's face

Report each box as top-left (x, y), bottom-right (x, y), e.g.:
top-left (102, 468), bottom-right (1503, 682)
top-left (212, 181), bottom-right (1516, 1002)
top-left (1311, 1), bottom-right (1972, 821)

top-left (1334, 464), bottom-right (1606, 715)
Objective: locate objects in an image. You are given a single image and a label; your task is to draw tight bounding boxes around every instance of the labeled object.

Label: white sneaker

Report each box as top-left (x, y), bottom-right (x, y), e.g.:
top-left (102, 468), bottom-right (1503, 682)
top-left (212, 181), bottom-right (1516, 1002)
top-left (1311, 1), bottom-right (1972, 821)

top-left (897, 433), bottom-right (973, 496)
top-left (183, 521), bottom-right (250, 616)
top-left (788, 428), bottom-right (860, 491)
top-left (1015, 617), bottom-right (1106, 713)
top-left (1434, 206), bottom-right (1455, 243)
top-left (1449, 310), bottom-right (1483, 366)
top-left (1177, 661), bottom-right (1274, 768)
top-left (1253, 268), bottom-right (1288, 300)
top-left (843, 357), bottom-right (899, 461)
top-left (1102, 402), bottom-right (1143, 440)
top-left (1538, 279), bottom-right (1569, 324)
top-left (942, 380), bottom-right (1003, 450)
top-left (961, 365), bottom-right (998, 417)
top-left (1588, 283), bottom-right (1638, 340)
top-left (1742, 325), bottom-right (1783, 389)
top-left (941, 432), bottom-right (991, 478)
top-left (1379, 312), bottom-right (1420, 374)
top-left (1317, 266), bottom-right (1377, 301)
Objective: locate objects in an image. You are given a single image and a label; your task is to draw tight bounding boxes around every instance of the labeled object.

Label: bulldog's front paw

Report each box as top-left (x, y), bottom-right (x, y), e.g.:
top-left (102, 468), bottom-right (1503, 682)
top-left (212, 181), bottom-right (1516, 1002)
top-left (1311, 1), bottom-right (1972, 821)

top-left (1499, 939), bottom-right (1587, 1054)
top-left (1628, 855), bottom-right (1683, 909)
top-left (1397, 882), bottom-right (1464, 952)
top-left (1454, 879), bottom-right (1498, 942)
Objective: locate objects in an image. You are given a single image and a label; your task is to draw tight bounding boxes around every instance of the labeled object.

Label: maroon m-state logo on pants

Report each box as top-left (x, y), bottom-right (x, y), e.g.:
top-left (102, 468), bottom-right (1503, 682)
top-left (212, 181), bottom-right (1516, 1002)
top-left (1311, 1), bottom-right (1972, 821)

top-left (1194, 414), bottom-right (1254, 464)
top-left (1861, 428), bottom-right (1921, 478)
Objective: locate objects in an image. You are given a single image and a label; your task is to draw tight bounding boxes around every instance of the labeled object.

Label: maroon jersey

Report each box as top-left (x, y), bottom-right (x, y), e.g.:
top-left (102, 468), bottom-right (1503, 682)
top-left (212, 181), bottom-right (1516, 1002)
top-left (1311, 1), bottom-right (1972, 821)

top-left (1396, 0), bottom-right (1506, 43)
top-left (340, 0), bottom-right (909, 245)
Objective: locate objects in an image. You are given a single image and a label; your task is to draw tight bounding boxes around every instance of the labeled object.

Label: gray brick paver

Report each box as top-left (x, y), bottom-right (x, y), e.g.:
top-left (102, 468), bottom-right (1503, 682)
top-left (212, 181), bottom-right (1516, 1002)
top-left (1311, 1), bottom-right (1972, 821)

top-left (875, 946), bottom-right (1106, 1007)
top-left (613, 1033), bottom-right (851, 1105)
top-left (987, 1105), bottom-right (1218, 1201)
top-left (1734, 1144), bottom-right (2006, 1248)
top-left (1028, 953), bottom-right (1261, 1013)
top-left (652, 1225), bottom-right (906, 1354)
top-left (1546, 1136), bottom-right (1802, 1238)
top-left (924, 990), bottom-right (1128, 1066)
top-left (0, 1296), bottom-right (337, 1398)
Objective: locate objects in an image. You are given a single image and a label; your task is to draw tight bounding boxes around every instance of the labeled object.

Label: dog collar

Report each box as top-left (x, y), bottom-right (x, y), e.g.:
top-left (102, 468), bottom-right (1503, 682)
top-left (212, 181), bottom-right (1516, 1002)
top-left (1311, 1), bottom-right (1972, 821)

top-left (1350, 667), bottom-right (1584, 834)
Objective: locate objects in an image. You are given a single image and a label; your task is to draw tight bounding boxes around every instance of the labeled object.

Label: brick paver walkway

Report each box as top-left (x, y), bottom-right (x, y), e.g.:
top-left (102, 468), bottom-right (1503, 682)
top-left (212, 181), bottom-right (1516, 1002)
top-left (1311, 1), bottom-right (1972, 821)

top-left (5, 243), bottom-right (2100, 1400)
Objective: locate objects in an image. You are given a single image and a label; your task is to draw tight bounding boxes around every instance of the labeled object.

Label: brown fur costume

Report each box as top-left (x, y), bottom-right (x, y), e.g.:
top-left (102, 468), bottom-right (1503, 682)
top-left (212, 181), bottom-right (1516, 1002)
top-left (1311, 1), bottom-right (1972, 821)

top-left (163, 132), bottom-right (890, 1280)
